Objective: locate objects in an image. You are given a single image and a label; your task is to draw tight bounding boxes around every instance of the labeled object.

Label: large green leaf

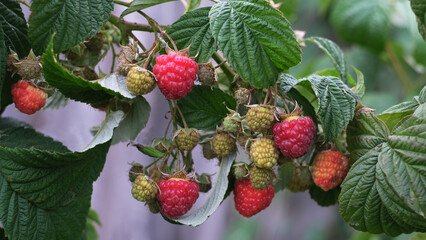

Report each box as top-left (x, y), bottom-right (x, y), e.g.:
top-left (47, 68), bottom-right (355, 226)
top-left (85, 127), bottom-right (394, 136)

top-left (309, 185), bottom-right (340, 207)
top-left (120, 0), bottom-right (176, 18)
top-left (0, 127), bottom-right (111, 239)
top-left (378, 86), bottom-right (424, 131)
top-left (171, 152), bottom-right (236, 226)
top-left (411, 0), bottom-right (426, 41)
top-left (84, 110), bottom-right (125, 151)
top-left (29, 0), bottom-right (114, 55)
top-left (0, 0), bottom-right (30, 57)
top-left (167, 7), bottom-right (217, 63)
top-left (330, 0), bottom-right (391, 51)
top-left (209, 0), bottom-right (301, 88)
top-left (279, 74), bottom-right (358, 141)
top-left (306, 37), bottom-right (347, 82)
top-left (111, 96), bottom-right (150, 144)
top-left (340, 112), bottom-right (426, 236)
top-left (42, 39), bottom-right (132, 104)
top-left (0, 174), bottom-right (92, 240)
top-left (177, 86), bottom-right (236, 130)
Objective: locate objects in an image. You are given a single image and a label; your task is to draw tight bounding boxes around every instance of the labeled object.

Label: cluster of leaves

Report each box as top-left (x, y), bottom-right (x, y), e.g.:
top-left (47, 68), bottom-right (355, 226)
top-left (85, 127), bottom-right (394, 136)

top-left (0, 0), bottom-right (424, 239)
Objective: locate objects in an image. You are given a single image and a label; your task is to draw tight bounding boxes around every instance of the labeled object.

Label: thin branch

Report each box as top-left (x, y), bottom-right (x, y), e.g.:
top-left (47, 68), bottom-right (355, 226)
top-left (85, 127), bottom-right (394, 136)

top-left (212, 52), bottom-right (235, 81)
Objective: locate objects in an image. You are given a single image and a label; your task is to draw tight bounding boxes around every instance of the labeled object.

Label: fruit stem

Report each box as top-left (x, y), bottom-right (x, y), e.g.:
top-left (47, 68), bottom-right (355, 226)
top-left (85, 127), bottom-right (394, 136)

top-left (212, 52), bottom-right (235, 82)
top-left (385, 42), bottom-right (412, 93)
top-left (18, 0), bottom-right (30, 8)
top-left (114, 0), bottom-right (130, 7)
top-left (263, 89), bottom-right (270, 105)
top-left (110, 45), bottom-right (117, 73)
top-left (163, 105), bottom-right (177, 140)
top-left (168, 100), bottom-right (178, 133)
top-left (177, 151), bottom-right (182, 171)
top-left (143, 41), bottom-right (160, 69)
top-left (109, 14), bottom-right (155, 33)
top-left (174, 100), bottom-right (188, 129)
top-left (282, 98), bottom-right (290, 114)
top-left (145, 157), bottom-right (162, 169)
top-left (163, 32), bottom-right (179, 52)
top-left (274, 84), bottom-right (278, 108)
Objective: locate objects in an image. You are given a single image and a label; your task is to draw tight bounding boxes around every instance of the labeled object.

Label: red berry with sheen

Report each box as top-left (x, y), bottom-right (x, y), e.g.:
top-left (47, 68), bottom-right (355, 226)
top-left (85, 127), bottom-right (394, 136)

top-left (312, 150), bottom-right (350, 191)
top-left (157, 178), bottom-right (199, 218)
top-left (234, 178), bottom-right (275, 218)
top-left (153, 54), bottom-right (198, 100)
top-left (272, 116), bottom-right (315, 159)
top-left (11, 80), bottom-right (47, 115)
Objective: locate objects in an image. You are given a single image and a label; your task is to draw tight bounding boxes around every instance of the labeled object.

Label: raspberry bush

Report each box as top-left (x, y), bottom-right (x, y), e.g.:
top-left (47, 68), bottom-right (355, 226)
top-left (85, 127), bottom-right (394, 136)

top-left (0, 0), bottom-right (425, 239)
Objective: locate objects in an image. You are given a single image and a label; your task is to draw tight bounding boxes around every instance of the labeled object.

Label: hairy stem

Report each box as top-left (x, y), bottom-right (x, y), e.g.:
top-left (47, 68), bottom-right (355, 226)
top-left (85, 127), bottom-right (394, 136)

top-left (212, 52), bottom-right (235, 81)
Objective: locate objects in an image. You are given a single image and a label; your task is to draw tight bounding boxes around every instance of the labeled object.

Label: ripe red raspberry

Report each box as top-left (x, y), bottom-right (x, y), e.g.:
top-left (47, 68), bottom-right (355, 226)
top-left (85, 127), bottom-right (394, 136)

top-left (157, 178), bottom-right (199, 218)
top-left (312, 150), bottom-right (350, 191)
top-left (11, 80), bottom-right (47, 115)
top-left (234, 178), bottom-right (275, 217)
top-left (272, 116), bottom-right (315, 159)
top-left (153, 54), bottom-right (198, 100)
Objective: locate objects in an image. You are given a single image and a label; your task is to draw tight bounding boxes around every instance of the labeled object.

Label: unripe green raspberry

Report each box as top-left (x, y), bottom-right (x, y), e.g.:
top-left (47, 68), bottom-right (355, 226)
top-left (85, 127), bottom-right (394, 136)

top-left (202, 142), bottom-right (217, 160)
top-left (250, 137), bottom-right (279, 168)
top-left (223, 116), bottom-right (238, 133)
top-left (197, 63), bottom-right (216, 86)
top-left (131, 175), bottom-right (158, 202)
top-left (246, 106), bottom-right (275, 133)
top-left (148, 201), bottom-right (160, 214)
top-left (286, 164), bottom-right (312, 192)
top-left (212, 132), bottom-right (236, 158)
top-left (249, 166), bottom-right (275, 190)
top-left (14, 58), bottom-right (42, 80)
top-left (126, 66), bottom-right (157, 95)
top-left (234, 88), bottom-right (250, 105)
top-left (174, 128), bottom-right (200, 151)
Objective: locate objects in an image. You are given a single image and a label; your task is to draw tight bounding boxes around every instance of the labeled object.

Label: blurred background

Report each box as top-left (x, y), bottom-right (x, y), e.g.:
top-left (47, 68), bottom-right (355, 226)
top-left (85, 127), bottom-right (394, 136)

top-left (3, 0), bottom-right (425, 239)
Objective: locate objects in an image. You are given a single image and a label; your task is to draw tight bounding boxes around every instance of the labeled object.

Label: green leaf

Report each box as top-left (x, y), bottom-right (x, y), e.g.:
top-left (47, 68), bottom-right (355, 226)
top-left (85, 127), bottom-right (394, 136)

top-left (42, 38), bottom-right (130, 104)
top-left (134, 145), bottom-right (166, 158)
top-left (0, 117), bottom-right (31, 130)
top-left (209, 0), bottom-right (301, 88)
top-left (43, 91), bottom-right (70, 110)
top-left (97, 73), bottom-right (137, 99)
top-left (330, 0), bottom-right (391, 51)
top-left (82, 209), bottom-right (101, 240)
top-left (274, 162), bottom-right (294, 192)
top-left (0, 0), bottom-right (30, 57)
top-left (340, 112), bottom-right (426, 235)
top-left (279, 74), bottom-right (358, 141)
top-left (0, 127), bottom-right (110, 239)
top-left (411, 0), bottom-right (426, 41)
top-left (378, 86), bottom-right (425, 131)
top-left (306, 37), bottom-right (347, 82)
top-left (172, 152), bottom-right (236, 226)
top-left (0, 174), bottom-right (93, 240)
top-left (187, 0), bottom-right (201, 12)
top-left (177, 86), bottom-right (236, 130)
top-left (167, 7), bottom-right (217, 62)
top-left (29, 0), bottom-right (114, 55)
top-left (309, 185), bottom-right (340, 207)
top-left (120, 0), bottom-right (176, 18)
top-left (347, 111), bottom-right (389, 162)
top-left (353, 67), bottom-right (365, 99)
top-left (0, 71), bottom-right (18, 114)
top-left (112, 97), bottom-right (150, 144)
top-left (84, 110), bottom-right (125, 151)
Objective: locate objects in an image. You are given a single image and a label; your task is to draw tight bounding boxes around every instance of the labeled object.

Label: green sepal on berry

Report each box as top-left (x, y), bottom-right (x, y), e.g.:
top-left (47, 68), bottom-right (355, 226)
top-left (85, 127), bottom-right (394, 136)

top-left (233, 163), bottom-right (250, 180)
top-left (196, 173), bottom-right (212, 193)
top-left (152, 138), bottom-right (173, 153)
top-left (131, 174), bottom-right (159, 202)
top-left (13, 53), bottom-right (42, 80)
top-left (212, 131), bottom-right (236, 158)
top-left (174, 128), bottom-right (200, 151)
top-left (249, 137), bottom-right (279, 169)
top-left (128, 163), bottom-right (144, 183)
top-left (126, 66), bottom-right (157, 95)
top-left (246, 106), bottom-right (275, 133)
top-left (249, 166), bottom-right (276, 190)
top-left (201, 142), bottom-right (217, 160)
top-left (117, 43), bottom-right (138, 76)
